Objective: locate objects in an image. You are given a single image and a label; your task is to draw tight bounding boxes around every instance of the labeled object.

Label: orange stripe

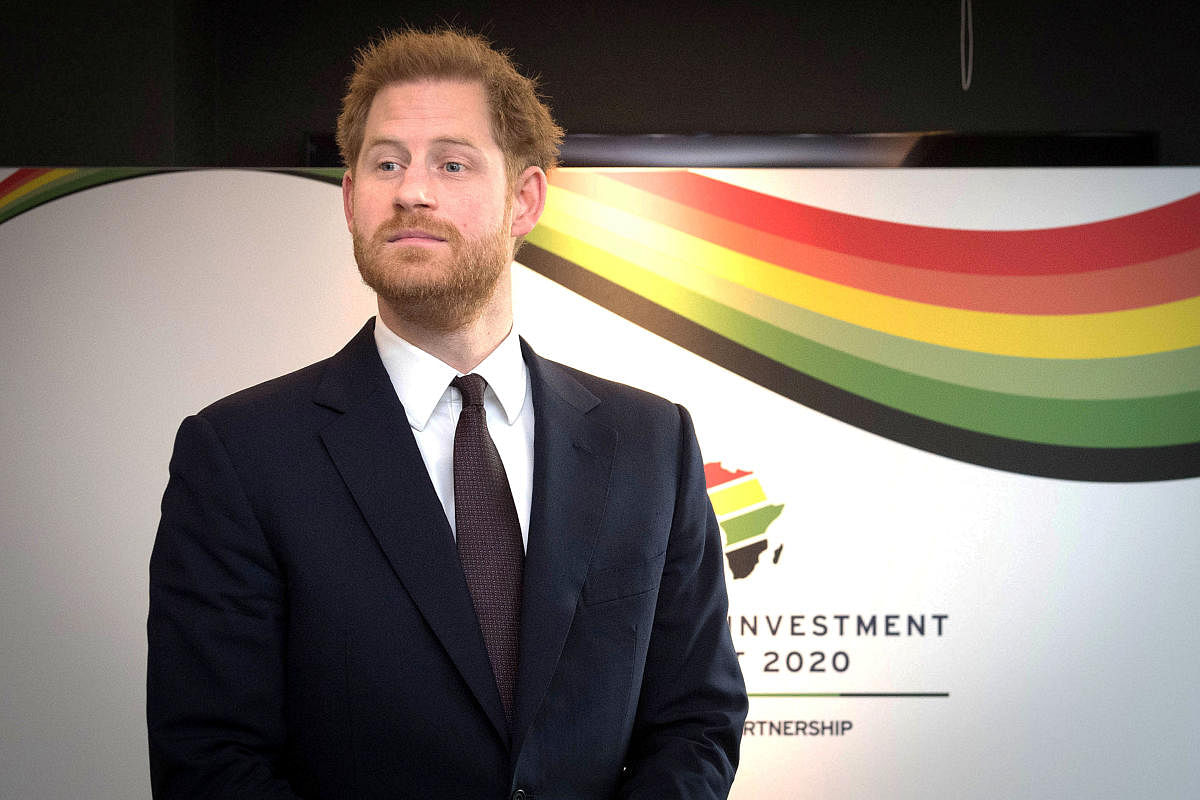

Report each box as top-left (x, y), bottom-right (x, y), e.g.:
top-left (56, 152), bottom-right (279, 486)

top-left (551, 170), bottom-right (1200, 313)
top-left (0, 168), bottom-right (54, 203)
top-left (592, 170), bottom-right (1200, 276)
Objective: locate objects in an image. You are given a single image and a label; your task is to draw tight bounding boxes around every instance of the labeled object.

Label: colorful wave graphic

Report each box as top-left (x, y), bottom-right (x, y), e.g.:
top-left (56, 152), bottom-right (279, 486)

top-left (0, 168), bottom-right (157, 223)
top-left (6, 167), bottom-right (1197, 481)
top-left (520, 169), bottom-right (1200, 481)
top-left (0, 167), bottom-right (345, 225)
top-left (706, 463), bottom-right (785, 580)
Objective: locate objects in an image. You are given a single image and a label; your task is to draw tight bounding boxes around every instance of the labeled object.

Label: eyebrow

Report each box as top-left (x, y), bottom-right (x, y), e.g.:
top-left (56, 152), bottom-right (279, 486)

top-left (362, 136), bottom-right (485, 156)
top-left (432, 136), bottom-right (484, 153)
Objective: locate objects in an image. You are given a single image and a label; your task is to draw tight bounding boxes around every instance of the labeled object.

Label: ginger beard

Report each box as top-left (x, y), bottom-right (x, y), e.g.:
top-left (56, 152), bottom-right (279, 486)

top-left (352, 205), bottom-right (513, 333)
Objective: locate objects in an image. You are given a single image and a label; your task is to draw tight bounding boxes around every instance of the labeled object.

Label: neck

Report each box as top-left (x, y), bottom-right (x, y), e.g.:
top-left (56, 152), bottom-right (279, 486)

top-left (376, 277), bottom-right (514, 374)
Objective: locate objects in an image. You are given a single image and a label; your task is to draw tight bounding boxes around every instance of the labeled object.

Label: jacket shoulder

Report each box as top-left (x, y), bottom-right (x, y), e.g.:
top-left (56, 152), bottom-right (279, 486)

top-left (197, 357), bottom-right (332, 428)
top-left (529, 350), bottom-right (681, 421)
top-left (196, 320), bottom-right (382, 432)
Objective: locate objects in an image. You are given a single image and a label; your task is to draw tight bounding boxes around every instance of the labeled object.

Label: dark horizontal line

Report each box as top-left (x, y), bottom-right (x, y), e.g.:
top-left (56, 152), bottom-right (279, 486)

top-left (517, 243), bottom-right (1200, 482)
top-left (749, 692), bottom-right (950, 698)
top-left (557, 132), bottom-right (1157, 168)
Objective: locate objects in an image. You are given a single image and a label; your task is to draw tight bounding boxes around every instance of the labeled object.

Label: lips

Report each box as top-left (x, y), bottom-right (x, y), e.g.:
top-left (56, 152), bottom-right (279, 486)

top-left (387, 228), bottom-right (446, 243)
top-left (373, 212), bottom-right (461, 248)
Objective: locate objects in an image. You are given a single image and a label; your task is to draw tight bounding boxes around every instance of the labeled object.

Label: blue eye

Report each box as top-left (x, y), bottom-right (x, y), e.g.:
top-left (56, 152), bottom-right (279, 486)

top-left (444, 161), bottom-right (465, 173)
top-left (379, 161), bottom-right (401, 172)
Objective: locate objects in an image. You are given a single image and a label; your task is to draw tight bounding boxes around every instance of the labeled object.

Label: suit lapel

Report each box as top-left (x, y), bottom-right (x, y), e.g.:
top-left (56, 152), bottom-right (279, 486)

top-left (512, 342), bottom-right (617, 755)
top-left (315, 321), bottom-right (510, 743)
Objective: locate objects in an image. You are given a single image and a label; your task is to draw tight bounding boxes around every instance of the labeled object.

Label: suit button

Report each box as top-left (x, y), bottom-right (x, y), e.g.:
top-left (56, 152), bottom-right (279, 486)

top-left (511, 790), bottom-right (528, 800)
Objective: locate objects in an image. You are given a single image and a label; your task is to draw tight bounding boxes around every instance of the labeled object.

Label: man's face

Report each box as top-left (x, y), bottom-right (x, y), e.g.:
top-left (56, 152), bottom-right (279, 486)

top-left (342, 79), bottom-right (516, 332)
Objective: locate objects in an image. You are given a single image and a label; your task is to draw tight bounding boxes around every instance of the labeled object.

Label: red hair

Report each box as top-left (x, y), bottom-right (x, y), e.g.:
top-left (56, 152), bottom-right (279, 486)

top-left (337, 28), bottom-right (563, 186)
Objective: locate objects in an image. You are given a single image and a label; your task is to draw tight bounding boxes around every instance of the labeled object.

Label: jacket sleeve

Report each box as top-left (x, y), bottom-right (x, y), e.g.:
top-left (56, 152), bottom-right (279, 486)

top-left (147, 414), bottom-right (302, 799)
top-left (619, 404), bottom-right (748, 798)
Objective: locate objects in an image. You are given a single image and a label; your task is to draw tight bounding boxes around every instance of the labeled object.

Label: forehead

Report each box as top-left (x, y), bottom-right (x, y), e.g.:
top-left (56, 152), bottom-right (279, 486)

top-left (363, 79), bottom-right (497, 146)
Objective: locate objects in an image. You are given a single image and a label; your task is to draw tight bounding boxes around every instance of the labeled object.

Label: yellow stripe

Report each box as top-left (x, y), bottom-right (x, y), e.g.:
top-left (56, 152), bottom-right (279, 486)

top-left (708, 479), bottom-right (766, 516)
top-left (0, 169), bottom-right (76, 207)
top-left (541, 184), bottom-right (1200, 359)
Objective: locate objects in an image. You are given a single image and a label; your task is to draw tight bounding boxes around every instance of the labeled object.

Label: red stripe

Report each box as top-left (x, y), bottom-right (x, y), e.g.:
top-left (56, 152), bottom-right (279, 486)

top-left (0, 168), bottom-right (54, 199)
top-left (601, 171), bottom-right (1200, 276)
top-left (705, 463), bottom-right (751, 489)
top-left (551, 170), bottom-right (1200, 313)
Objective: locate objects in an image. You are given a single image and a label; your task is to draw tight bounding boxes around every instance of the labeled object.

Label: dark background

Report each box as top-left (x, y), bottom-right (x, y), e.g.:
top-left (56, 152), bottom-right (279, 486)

top-left (4, 0), bottom-right (1198, 166)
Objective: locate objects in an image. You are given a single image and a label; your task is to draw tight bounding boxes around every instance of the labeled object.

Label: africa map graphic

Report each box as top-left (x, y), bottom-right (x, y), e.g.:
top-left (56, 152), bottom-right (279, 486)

top-left (705, 463), bottom-right (786, 579)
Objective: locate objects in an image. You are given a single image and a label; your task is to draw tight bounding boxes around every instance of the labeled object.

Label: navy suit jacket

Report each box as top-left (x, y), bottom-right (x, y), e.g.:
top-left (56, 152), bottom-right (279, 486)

top-left (148, 319), bottom-right (746, 799)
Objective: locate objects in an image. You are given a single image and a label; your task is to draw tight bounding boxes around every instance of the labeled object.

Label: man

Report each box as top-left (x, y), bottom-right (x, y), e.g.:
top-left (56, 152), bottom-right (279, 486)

top-left (148, 28), bottom-right (746, 799)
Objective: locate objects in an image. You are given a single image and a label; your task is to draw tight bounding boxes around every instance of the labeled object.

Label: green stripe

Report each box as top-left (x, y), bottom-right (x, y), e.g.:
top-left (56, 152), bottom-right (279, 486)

top-left (0, 168), bottom-right (347, 226)
top-left (721, 505), bottom-right (785, 546)
top-left (533, 211), bottom-right (1200, 400)
top-left (0, 168), bottom-right (161, 224)
top-left (527, 225), bottom-right (1200, 448)
top-left (287, 167), bottom-right (345, 183)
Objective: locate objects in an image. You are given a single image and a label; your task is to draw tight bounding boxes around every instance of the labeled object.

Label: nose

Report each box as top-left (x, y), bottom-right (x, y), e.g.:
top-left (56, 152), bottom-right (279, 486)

top-left (393, 163), bottom-right (436, 210)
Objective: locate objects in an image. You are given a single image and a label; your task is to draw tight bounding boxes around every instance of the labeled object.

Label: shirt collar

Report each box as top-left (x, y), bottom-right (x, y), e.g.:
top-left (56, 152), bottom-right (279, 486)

top-left (373, 317), bottom-right (529, 430)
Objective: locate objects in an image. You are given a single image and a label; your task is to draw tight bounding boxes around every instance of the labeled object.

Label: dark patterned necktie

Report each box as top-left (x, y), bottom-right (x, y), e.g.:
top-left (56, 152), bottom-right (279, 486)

top-left (451, 373), bottom-right (524, 720)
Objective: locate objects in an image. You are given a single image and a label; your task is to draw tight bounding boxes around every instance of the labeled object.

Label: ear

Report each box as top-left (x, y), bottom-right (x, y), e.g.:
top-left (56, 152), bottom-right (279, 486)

top-left (341, 170), bottom-right (355, 231)
top-left (509, 165), bottom-right (548, 238)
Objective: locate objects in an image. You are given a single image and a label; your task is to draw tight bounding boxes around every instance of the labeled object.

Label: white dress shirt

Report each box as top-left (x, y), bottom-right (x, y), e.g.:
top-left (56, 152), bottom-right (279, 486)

top-left (373, 318), bottom-right (535, 550)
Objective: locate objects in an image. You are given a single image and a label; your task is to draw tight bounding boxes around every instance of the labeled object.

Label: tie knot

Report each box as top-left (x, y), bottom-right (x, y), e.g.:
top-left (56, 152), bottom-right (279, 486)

top-left (452, 373), bottom-right (488, 407)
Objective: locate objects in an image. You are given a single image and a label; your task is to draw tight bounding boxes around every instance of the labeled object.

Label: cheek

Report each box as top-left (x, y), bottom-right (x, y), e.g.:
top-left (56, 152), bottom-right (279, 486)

top-left (352, 193), bottom-right (392, 231)
top-left (469, 195), bottom-right (512, 233)
top-left (445, 200), bottom-right (493, 237)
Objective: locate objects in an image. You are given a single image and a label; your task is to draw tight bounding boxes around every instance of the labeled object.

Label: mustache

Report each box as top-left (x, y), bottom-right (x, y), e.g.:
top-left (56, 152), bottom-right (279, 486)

top-left (372, 212), bottom-right (462, 245)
